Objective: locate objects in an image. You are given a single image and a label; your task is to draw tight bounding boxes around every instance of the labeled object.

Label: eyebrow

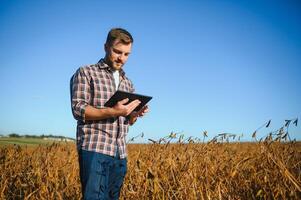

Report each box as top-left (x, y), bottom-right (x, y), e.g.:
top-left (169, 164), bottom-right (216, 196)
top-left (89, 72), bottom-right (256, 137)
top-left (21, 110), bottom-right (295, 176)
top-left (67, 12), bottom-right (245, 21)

top-left (113, 48), bottom-right (131, 55)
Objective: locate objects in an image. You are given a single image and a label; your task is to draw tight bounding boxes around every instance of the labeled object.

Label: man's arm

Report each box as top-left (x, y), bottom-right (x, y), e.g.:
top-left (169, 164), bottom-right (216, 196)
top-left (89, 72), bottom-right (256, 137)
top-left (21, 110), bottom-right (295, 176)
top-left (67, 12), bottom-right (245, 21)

top-left (70, 68), bottom-right (91, 122)
top-left (84, 98), bottom-right (141, 121)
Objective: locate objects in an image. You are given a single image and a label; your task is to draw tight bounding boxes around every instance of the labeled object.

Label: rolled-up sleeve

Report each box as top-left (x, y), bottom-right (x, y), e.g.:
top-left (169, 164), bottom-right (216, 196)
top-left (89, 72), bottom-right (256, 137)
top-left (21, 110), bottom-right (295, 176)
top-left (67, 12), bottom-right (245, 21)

top-left (70, 67), bottom-right (91, 122)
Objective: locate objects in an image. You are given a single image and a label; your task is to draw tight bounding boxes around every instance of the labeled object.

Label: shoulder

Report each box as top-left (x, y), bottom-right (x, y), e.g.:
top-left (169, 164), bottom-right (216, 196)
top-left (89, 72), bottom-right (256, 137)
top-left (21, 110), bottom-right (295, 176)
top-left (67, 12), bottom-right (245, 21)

top-left (78, 64), bottom-right (99, 74)
top-left (74, 64), bottom-right (99, 78)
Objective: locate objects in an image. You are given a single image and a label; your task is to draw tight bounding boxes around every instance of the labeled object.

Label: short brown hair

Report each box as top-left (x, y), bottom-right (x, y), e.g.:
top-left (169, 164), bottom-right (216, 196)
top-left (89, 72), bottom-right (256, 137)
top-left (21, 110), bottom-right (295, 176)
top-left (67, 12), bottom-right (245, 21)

top-left (105, 28), bottom-right (133, 45)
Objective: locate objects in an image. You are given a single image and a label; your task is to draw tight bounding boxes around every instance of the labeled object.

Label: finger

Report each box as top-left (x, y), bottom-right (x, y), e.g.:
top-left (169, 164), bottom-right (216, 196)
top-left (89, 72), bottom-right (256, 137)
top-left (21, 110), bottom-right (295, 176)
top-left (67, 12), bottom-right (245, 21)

top-left (137, 108), bottom-right (148, 117)
top-left (141, 108), bottom-right (149, 115)
top-left (131, 111), bottom-right (139, 118)
top-left (140, 109), bottom-right (149, 116)
top-left (143, 105), bottom-right (149, 112)
top-left (118, 98), bottom-right (129, 105)
top-left (127, 100), bottom-right (141, 112)
top-left (138, 105), bottom-right (148, 114)
top-left (128, 100), bottom-right (141, 107)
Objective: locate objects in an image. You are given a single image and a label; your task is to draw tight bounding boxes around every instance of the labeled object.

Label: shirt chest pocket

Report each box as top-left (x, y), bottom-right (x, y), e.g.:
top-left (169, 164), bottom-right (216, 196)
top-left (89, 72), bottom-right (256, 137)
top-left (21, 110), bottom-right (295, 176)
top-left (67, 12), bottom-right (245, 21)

top-left (92, 79), bottom-right (115, 108)
top-left (118, 81), bottom-right (132, 92)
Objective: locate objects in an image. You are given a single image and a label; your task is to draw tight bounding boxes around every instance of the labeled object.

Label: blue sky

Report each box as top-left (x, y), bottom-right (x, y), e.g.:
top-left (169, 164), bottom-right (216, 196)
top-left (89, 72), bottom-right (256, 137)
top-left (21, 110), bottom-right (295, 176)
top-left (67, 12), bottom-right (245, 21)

top-left (0, 0), bottom-right (300, 141)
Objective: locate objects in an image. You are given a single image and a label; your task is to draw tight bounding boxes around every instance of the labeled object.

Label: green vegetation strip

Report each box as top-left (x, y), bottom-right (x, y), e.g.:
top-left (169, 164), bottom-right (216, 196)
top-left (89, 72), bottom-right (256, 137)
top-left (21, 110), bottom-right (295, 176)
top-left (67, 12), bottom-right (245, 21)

top-left (0, 137), bottom-right (68, 146)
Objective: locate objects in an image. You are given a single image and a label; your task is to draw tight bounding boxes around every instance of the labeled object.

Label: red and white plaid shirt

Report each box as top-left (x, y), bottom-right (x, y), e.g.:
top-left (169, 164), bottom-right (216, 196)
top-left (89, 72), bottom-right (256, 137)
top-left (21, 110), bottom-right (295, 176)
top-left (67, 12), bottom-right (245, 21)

top-left (70, 59), bottom-right (134, 158)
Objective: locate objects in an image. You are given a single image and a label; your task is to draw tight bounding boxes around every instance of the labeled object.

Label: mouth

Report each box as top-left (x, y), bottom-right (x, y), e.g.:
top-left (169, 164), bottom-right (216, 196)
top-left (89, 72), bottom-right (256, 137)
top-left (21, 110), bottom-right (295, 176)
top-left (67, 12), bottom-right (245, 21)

top-left (115, 62), bottom-right (123, 66)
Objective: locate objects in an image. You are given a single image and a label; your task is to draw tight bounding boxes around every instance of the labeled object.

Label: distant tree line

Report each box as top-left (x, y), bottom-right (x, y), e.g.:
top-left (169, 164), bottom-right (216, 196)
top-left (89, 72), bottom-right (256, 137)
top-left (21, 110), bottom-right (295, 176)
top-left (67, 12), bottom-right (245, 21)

top-left (3, 133), bottom-right (75, 141)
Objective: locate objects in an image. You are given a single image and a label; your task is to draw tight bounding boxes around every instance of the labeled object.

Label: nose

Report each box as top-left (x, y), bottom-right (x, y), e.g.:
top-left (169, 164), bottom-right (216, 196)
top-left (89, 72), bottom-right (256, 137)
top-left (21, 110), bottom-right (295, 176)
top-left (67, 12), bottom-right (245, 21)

top-left (118, 54), bottom-right (126, 62)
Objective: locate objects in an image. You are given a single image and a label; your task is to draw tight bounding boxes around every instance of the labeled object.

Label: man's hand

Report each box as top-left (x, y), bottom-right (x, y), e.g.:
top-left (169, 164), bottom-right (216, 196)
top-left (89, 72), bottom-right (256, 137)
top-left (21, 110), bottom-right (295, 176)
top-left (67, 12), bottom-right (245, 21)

top-left (113, 98), bottom-right (141, 117)
top-left (129, 105), bottom-right (149, 125)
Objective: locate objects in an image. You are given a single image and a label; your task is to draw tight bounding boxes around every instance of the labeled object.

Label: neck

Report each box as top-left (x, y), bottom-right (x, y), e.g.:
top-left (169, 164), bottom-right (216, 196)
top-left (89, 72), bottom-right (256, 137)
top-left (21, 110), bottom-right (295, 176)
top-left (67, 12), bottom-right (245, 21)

top-left (103, 57), bottom-right (117, 71)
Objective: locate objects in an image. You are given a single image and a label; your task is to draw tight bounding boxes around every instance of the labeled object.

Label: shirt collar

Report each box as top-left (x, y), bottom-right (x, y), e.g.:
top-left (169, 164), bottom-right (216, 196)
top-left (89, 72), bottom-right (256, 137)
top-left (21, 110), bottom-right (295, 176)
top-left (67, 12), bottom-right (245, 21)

top-left (97, 58), bottom-right (126, 77)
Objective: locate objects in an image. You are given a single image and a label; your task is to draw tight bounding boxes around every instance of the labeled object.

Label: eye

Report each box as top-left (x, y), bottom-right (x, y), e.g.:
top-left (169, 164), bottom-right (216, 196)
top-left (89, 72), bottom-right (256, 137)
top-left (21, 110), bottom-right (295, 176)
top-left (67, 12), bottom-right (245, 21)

top-left (113, 49), bottom-right (122, 54)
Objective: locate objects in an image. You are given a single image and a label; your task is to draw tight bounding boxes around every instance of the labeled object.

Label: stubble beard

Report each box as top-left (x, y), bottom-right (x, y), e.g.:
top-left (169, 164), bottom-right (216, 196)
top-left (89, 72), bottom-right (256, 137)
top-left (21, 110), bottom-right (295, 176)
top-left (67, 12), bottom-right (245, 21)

top-left (104, 57), bottom-right (123, 71)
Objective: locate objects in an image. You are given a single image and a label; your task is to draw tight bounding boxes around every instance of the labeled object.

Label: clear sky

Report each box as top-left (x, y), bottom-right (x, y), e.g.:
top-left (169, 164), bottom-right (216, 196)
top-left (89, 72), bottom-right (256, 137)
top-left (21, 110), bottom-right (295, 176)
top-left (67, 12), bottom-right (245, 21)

top-left (0, 0), bottom-right (300, 141)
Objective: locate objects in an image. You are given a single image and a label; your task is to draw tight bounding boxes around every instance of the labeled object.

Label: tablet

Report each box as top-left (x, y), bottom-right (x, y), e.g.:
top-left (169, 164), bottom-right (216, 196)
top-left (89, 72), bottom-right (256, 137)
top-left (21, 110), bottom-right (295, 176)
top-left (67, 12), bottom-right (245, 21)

top-left (104, 90), bottom-right (152, 112)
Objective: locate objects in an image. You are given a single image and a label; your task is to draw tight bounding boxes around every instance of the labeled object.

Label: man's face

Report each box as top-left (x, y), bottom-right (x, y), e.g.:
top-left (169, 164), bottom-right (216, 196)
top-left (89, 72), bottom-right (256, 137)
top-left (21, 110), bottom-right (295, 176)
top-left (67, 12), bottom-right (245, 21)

top-left (104, 40), bottom-right (132, 71)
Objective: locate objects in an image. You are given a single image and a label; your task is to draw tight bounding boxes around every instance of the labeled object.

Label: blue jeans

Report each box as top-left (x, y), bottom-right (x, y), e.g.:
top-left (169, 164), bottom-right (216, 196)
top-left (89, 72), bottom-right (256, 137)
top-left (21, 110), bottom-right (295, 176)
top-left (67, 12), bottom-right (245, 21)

top-left (78, 149), bottom-right (127, 200)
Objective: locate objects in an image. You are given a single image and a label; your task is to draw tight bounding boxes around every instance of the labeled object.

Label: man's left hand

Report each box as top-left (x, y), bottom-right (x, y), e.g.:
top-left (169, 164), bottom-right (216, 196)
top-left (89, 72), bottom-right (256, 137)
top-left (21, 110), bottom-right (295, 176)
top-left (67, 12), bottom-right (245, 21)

top-left (129, 105), bottom-right (149, 125)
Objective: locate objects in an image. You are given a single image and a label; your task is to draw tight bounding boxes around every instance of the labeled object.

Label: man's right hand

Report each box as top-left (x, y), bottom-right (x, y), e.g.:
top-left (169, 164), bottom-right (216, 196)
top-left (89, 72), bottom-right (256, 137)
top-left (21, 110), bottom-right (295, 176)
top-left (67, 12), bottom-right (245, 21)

top-left (113, 98), bottom-right (141, 117)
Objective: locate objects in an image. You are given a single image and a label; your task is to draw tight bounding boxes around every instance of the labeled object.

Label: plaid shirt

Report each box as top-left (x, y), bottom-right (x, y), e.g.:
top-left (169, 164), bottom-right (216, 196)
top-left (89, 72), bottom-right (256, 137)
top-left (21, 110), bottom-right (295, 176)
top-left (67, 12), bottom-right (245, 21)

top-left (70, 59), bottom-right (134, 159)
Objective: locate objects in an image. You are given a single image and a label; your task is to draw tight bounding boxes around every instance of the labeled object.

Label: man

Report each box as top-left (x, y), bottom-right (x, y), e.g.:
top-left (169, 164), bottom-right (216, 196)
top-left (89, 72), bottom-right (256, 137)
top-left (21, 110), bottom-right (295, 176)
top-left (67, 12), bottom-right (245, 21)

top-left (70, 28), bottom-right (148, 199)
